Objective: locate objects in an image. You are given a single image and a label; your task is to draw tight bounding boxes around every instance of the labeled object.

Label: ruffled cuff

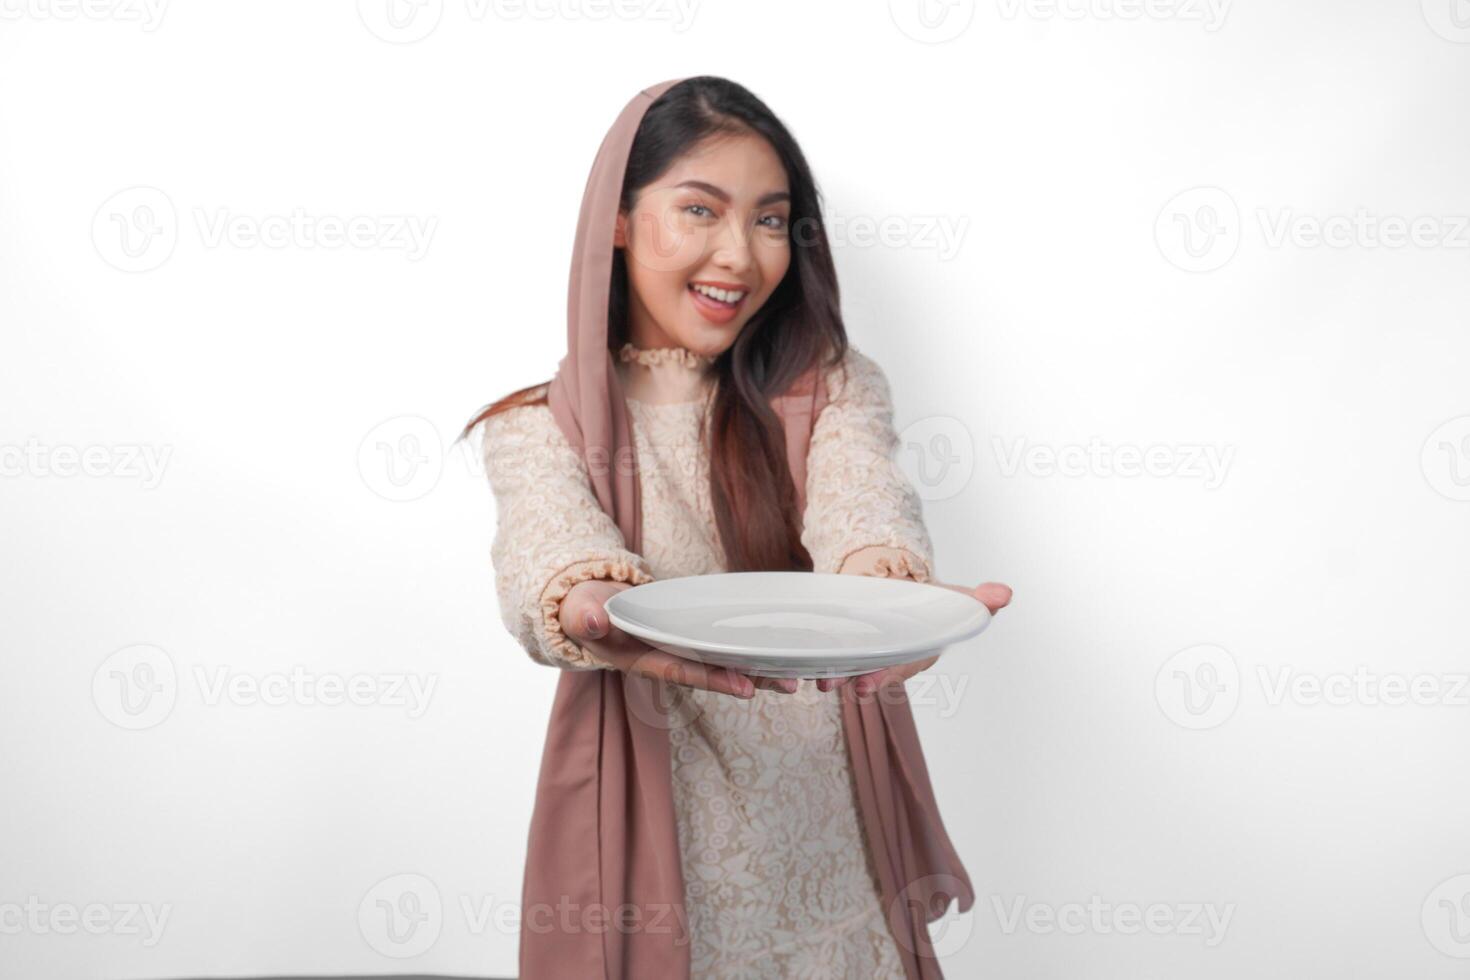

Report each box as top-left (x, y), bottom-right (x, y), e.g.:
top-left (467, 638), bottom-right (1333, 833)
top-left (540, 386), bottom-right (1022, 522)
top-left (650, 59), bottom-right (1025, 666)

top-left (835, 544), bottom-right (933, 583)
top-left (536, 556), bottom-right (657, 670)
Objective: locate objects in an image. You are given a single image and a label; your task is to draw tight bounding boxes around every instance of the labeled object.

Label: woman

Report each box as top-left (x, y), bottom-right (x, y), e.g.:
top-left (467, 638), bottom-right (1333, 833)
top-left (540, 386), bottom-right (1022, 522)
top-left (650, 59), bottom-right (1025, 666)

top-left (464, 75), bottom-right (1012, 979)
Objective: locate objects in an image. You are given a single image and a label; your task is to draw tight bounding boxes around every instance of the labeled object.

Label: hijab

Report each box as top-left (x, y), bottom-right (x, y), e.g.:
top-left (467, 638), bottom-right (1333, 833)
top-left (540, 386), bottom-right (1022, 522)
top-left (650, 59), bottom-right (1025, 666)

top-left (523, 76), bottom-right (973, 979)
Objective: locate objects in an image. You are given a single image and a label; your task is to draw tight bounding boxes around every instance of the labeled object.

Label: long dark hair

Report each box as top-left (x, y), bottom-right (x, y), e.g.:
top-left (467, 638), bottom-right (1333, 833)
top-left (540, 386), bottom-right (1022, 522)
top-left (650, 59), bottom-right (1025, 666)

top-left (460, 76), bottom-right (848, 572)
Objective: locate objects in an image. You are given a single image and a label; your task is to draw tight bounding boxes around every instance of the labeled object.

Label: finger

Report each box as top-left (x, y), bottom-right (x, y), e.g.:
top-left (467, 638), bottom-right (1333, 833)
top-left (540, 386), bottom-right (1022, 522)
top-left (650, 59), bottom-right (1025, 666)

top-left (635, 655), bottom-right (752, 702)
top-left (849, 669), bottom-right (888, 696)
top-left (973, 582), bottom-right (1013, 613)
top-left (612, 649), bottom-right (755, 699)
top-left (710, 665), bottom-right (758, 699)
top-left (751, 674), bottom-right (798, 695)
top-left (933, 580), bottom-right (1013, 614)
top-left (563, 597), bottom-right (608, 646)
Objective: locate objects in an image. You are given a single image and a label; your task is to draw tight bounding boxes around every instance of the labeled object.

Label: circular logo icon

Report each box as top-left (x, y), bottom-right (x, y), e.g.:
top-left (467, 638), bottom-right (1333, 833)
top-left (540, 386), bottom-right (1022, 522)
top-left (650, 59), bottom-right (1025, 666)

top-left (1421, 0), bottom-right (1470, 43)
top-left (1423, 874), bottom-right (1470, 957)
top-left (357, 0), bottom-right (443, 43)
top-left (1421, 415), bottom-right (1470, 502)
top-left (358, 416), bottom-right (443, 502)
top-left (92, 186), bottom-right (177, 273)
top-left (1154, 643), bottom-right (1239, 730)
top-left (897, 414), bottom-right (974, 502)
top-left (1155, 186), bottom-right (1240, 273)
top-left (889, 0), bottom-right (976, 43)
top-left (359, 872), bottom-right (442, 957)
top-left (618, 196), bottom-right (718, 277)
top-left (621, 657), bottom-right (707, 734)
top-left (888, 873), bottom-right (974, 958)
top-left (92, 644), bottom-right (178, 730)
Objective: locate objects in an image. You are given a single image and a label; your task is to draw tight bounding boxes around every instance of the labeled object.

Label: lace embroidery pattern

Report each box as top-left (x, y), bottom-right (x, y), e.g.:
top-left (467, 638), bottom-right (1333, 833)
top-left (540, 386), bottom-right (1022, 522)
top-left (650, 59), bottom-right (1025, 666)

top-left (618, 341), bottom-right (718, 369)
top-left (482, 348), bottom-right (935, 976)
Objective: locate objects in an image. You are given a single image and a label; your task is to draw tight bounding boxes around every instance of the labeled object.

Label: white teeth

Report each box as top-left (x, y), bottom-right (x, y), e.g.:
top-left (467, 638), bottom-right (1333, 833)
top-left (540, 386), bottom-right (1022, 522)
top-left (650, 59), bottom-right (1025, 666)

top-left (691, 283), bottom-right (745, 304)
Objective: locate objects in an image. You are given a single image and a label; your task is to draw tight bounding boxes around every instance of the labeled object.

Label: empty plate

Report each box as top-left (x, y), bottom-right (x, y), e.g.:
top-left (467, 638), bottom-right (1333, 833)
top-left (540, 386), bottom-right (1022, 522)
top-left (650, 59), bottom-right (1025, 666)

top-left (604, 571), bottom-right (991, 678)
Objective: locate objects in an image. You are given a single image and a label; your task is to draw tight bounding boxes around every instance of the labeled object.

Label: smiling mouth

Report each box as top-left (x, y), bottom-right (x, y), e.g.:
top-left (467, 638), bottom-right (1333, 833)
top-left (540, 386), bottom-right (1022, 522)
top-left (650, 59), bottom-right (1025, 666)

top-left (687, 282), bottom-right (748, 308)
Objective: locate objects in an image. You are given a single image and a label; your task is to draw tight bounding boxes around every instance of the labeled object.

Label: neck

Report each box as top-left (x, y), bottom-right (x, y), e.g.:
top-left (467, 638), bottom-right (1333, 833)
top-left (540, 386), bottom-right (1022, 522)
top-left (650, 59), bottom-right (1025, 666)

top-left (615, 341), bottom-right (717, 405)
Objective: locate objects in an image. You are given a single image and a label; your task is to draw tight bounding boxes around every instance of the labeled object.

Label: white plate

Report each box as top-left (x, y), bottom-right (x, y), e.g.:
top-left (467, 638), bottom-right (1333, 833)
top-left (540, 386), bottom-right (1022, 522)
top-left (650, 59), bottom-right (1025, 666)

top-left (604, 572), bottom-right (991, 678)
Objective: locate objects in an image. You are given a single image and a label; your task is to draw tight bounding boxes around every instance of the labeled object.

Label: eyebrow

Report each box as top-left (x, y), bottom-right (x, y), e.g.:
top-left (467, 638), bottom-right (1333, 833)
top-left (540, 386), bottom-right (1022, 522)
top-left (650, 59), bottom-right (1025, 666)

top-left (673, 180), bottom-right (790, 207)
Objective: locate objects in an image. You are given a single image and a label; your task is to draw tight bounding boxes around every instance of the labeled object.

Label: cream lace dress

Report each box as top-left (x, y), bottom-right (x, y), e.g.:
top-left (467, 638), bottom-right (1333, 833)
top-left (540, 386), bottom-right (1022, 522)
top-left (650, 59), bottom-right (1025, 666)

top-left (483, 342), bottom-right (937, 979)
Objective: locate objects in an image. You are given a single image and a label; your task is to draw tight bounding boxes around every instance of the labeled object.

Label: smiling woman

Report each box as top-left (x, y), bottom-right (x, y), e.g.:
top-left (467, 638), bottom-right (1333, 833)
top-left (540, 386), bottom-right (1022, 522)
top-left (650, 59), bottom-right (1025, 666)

top-left (462, 75), bottom-right (1007, 980)
top-left (615, 155), bottom-right (793, 336)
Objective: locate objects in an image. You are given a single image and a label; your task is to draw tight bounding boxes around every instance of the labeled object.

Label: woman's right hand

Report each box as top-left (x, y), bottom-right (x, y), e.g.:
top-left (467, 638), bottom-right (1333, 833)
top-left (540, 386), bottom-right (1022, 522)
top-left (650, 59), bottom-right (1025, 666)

top-left (559, 579), bottom-right (798, 698)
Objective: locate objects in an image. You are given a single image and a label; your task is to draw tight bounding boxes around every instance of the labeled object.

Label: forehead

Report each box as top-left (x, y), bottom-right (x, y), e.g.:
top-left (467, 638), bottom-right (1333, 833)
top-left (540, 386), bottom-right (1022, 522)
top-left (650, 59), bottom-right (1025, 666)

top-left (656, 132), bottom-right (789, 198)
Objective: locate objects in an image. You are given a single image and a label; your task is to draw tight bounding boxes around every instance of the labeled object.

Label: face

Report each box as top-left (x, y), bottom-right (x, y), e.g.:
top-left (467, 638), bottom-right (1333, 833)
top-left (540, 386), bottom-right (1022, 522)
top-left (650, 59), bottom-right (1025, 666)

top-left (613, 131), bottom-right (792, 357)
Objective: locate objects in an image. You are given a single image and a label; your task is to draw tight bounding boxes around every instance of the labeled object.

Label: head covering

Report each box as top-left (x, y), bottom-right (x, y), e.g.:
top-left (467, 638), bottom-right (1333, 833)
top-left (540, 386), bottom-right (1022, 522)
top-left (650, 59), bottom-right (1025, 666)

top-left (523, 76), bottom-right (973, 979)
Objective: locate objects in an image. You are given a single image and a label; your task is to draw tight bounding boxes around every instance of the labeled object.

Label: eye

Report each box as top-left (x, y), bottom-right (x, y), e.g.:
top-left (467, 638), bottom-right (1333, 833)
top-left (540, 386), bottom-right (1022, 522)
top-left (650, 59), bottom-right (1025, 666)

top-left (683, 204), bottom-right (714, 218)
top-left (759, 215), bottom-right (788, 230)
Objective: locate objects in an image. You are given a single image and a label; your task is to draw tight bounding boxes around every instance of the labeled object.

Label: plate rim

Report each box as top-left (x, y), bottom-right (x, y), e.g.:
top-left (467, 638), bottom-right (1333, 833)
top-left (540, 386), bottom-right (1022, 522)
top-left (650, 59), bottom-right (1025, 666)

top-left (604, 571), bottom-right (991, 661)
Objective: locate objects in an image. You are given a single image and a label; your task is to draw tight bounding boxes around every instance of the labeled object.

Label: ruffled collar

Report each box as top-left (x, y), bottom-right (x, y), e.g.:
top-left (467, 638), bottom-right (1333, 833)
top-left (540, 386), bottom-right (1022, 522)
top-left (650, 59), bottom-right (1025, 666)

top-left (617, 342), bottom-right (717, 369)
top-left (615, 342), bottom-right (717, 406)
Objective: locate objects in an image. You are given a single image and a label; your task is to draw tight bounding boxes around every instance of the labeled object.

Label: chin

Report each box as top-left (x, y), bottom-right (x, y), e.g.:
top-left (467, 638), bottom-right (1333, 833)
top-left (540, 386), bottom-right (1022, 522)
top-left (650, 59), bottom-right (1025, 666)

top-left (680, 322), bottom-right (738, 355)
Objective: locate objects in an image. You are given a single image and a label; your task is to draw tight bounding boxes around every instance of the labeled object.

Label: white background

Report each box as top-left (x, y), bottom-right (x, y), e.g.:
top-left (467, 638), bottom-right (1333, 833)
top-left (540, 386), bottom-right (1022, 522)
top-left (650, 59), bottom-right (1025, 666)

top-left (3, 1), bottom-right (1469, 977)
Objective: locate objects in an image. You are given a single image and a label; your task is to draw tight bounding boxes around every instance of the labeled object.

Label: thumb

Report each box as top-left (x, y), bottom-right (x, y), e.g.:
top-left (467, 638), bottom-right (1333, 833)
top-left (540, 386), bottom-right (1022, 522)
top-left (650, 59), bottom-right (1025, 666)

top-left (583, 607), bottom-right (608, 639)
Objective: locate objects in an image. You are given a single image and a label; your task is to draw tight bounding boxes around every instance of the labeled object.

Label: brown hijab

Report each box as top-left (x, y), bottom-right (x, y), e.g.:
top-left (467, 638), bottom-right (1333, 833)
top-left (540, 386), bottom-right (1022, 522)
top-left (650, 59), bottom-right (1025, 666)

top-left (524, 76), bottom-right (974, 979)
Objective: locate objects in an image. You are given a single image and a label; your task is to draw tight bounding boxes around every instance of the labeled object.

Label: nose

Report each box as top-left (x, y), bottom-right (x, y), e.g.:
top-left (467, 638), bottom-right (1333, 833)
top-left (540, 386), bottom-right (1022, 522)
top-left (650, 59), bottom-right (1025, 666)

top-left (710, 215), bottom-right (754, 276)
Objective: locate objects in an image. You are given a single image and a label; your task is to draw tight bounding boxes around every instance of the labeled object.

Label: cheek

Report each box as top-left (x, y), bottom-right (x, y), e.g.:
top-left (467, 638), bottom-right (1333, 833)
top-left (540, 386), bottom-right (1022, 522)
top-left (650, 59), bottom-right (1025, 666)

top-left (756, 241), bottom-right (792, 295)
top-left (625, 207), bottom-right (708, 276)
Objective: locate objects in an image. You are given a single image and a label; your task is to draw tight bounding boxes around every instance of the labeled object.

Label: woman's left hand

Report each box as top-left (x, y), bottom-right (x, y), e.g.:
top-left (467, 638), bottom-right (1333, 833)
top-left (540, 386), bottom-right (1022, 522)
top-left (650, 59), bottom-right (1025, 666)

top-left (815, 581), bottom-right (1013, 696)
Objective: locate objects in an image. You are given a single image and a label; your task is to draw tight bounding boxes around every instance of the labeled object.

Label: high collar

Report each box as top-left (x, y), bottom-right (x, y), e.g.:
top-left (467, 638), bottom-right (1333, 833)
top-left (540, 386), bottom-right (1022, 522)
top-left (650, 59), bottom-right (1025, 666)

top-left (616, 342), bottom-right (717, 405)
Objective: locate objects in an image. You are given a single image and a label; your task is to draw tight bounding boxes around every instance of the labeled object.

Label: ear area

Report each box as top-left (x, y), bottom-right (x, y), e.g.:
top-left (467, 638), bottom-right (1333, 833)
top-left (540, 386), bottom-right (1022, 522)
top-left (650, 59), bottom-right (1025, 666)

top-left (613, 210), bottom-right (628, 249)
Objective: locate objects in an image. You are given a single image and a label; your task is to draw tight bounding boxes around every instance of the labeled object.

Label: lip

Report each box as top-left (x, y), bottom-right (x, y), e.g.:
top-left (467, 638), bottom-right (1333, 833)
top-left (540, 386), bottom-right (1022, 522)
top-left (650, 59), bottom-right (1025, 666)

top-left (687, 281), bottom-right (748, 325)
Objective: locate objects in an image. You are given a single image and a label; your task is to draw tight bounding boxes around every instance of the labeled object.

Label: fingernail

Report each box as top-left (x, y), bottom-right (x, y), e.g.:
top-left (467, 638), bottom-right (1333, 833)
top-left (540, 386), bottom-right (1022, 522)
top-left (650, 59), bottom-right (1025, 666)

top-left (584, 611), bottom-right (603, 636)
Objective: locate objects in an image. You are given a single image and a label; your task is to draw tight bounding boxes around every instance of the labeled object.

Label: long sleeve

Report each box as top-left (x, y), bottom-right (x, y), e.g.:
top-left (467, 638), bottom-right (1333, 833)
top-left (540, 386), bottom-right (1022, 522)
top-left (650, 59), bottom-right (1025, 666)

top-left (800, 347), bottom-right (936, 583)
top-left (481, 395), bottom-right (656, 670)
